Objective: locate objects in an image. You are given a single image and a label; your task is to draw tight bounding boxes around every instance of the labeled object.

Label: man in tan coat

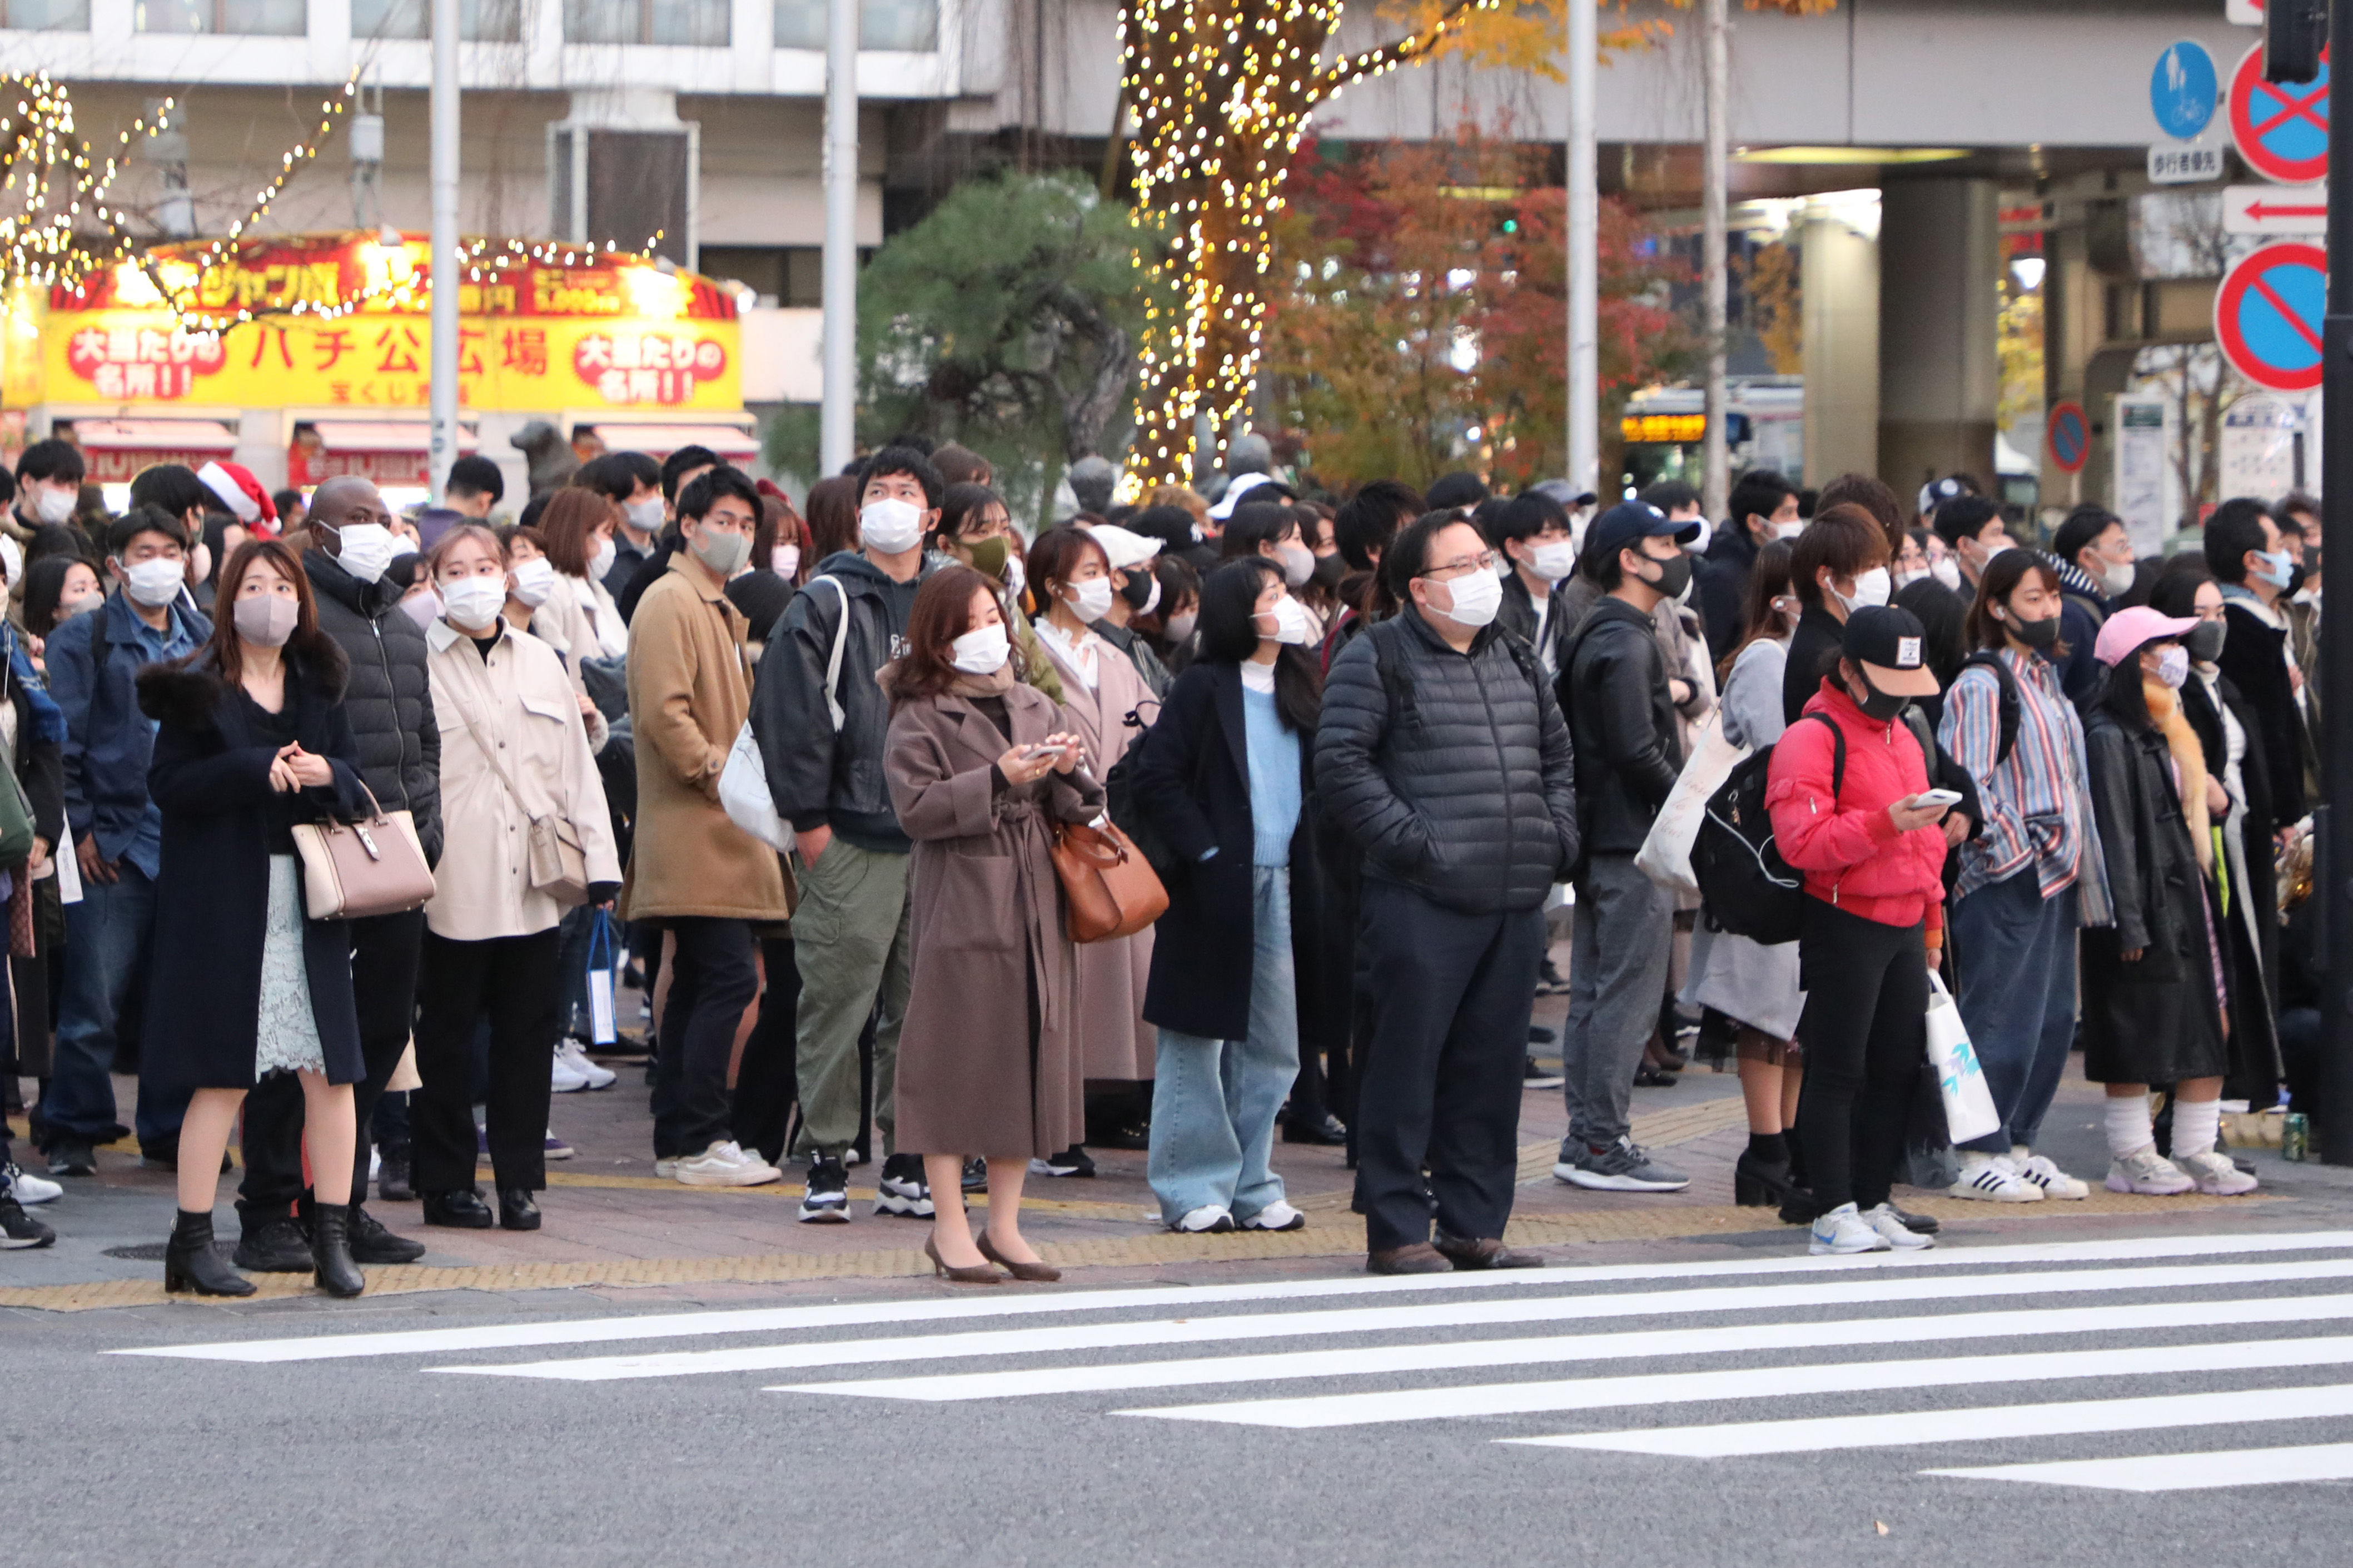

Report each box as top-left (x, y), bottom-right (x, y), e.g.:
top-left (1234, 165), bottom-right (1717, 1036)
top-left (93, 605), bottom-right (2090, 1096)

top-left (621, 466), bottom-right (792, 1187)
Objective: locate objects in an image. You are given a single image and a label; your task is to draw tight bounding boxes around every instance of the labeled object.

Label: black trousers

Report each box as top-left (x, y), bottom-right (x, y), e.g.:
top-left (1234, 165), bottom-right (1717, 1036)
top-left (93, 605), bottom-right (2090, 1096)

top-left (1350, 881), bottom-right (1544, 1253)
top-left (1794, 898), bottom-right (1927, 1213)
top-left (730, 935), bottom-right (803, 1167)
top-left (238, 907), bottom-right (425, 1229)
top-left (412, 927), bottom-right (563, 1194)
top-left (651, 917), bottom-right (758, 1159)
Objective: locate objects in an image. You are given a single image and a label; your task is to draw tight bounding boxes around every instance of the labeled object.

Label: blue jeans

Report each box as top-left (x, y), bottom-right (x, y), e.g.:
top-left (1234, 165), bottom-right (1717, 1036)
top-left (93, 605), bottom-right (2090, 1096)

top-left (1951, 872), bottom-right (2079, 1154)
top-left (1148, 867), bottom-right (1298, 1225)
top-left (45, 862), bottom-right (189, 1148)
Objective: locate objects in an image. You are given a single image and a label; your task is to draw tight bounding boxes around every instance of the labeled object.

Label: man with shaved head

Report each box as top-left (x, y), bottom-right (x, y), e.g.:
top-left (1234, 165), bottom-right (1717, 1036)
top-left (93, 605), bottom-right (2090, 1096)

top-left (233, 473), bottom-right (441, 1273)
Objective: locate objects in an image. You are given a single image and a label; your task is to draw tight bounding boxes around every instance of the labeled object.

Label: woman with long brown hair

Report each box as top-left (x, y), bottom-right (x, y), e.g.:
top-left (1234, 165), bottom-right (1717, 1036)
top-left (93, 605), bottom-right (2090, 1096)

top-left (133, 537), bottom-right (375, 1296)
top-left (882, 564), bottom-right (1101, 1282)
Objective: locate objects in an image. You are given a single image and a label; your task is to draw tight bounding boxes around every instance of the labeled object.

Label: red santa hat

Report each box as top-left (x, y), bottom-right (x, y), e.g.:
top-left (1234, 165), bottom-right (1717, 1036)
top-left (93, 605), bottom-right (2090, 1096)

top-left (196, 460), bottom-right (277, 527)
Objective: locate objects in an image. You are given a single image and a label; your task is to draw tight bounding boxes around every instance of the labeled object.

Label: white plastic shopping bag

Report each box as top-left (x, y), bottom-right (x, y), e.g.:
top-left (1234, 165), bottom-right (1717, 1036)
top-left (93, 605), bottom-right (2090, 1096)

top-left (585, 909), bottom-right (620, 1046)
top-left (719, 719), bottom-right (794, 853)
top-left (1635, 710), bottom-right (1746, 897)
top-left (1926, 970), bottom-right (2001, 1144)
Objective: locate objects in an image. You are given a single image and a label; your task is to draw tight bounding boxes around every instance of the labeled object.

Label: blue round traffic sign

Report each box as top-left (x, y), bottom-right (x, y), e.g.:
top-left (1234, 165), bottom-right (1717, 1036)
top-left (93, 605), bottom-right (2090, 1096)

top-left (2230, 42), bottom-right (2330, 184)
top-left (2215, 242), bottom-right (2327, 392)
top-left (2152, 41), bottom-right (2220, 141)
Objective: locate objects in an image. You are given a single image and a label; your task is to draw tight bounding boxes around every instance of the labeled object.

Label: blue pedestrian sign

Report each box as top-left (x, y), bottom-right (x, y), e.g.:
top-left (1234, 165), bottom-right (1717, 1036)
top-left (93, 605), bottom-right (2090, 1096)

top-left (2152, 40), bottom-right (2220, 141)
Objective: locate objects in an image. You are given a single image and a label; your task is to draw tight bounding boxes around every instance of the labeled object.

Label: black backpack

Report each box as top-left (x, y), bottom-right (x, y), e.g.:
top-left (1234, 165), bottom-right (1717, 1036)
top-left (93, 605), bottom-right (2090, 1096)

top-left (1693, 711), bottom-right (1844, 945)
top-left (1954, 651), bottom-right (2021, 766)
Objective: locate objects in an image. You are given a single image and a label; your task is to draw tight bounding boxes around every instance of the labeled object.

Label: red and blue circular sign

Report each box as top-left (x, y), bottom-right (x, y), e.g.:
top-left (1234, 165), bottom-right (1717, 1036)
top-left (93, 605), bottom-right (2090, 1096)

top-left (2046, 401), bottom-right (2089, 474)
top-left (2229, 42), bottom-right (2330, 185)
top-left (2215, 242), bottom-right (2327, 392)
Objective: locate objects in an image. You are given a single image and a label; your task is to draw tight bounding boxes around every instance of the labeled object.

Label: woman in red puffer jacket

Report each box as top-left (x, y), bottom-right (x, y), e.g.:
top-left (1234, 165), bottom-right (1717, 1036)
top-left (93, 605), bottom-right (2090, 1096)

top-left (1766, 605), bottom-right (1961, 1257)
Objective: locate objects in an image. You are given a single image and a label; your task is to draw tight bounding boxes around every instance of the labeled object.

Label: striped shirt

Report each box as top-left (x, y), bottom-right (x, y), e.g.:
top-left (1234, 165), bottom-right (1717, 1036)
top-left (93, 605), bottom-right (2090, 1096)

top-left (1938, 646), bottom-right (2088, 902)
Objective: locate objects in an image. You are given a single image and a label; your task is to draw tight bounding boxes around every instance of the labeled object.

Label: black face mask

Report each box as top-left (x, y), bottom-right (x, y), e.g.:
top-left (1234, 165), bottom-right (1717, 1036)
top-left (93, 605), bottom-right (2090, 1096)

top-left (2186, 619), bottom-right (2227, 664)
top-left (1852, 675), bottom-right (1908, 723)
top-left (1642, 551), bottom-right (1694, 601)
top-left (2008, 611), bottom-right (2061, 652)
top-left (1118, 568), bottom-right (1155, 611)
top-left (2284, 561), bottom-right (2309, 598)
top-left (1311, 551), bottom-right (1348, 592)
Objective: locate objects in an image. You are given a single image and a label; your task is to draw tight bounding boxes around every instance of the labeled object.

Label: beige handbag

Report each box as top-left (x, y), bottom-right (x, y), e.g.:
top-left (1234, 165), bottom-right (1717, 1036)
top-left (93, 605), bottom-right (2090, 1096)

top-left (289, 781), bottom-right (437, 920)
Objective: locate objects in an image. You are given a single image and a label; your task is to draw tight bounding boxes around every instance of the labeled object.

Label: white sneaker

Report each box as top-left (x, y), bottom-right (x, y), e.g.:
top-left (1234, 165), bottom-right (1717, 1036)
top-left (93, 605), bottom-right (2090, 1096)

top-left (654, 1157), bottom-right (677, 1179)
top-left (2013, 1151), bottom-right (2090, 1200)
top-left (1172, 1204), bottom-right (1235, 1233)
top-left (550, 1048), bottom-right (591, 1094)
top-left (1948, 1152), bottom-right (2045, 1202)
top-left (3, 1162), bottom-right (61, 1204)
top-left (1239, 1200), bottom-right (1305, 1231)
top-left (2175, 1147), bottom-right (2260, 1196)
top-left (556, 1038), bottom-right (616, 1090)
top-left (1862, 1202), bottom-right (1934, 1250)
top-left (1808, 1201), bottom-right (1889, 1256)
top-left (2106, 1144), bottom-right (2196, 1195)
top-left (672, 1141), bottom-right (783, 1187)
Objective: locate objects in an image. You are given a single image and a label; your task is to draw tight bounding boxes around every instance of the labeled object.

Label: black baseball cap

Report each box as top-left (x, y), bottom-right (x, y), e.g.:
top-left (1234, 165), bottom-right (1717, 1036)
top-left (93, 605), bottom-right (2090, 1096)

top-left (1581, 499), bottom-right (1700, 573)
top-left (1841, 605), bottom-right (1941, 698)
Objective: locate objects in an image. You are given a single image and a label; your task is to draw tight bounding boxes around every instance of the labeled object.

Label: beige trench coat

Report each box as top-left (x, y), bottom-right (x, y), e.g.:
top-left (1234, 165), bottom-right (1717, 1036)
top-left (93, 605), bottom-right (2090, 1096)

top-left (1033, 625), bottom-right (1157, 1081)
top-left (620, 555), bottom-right (792, 924)
top-left (423, 619), bottom-right (624, 941)
top-left (884, 679), bottom-right (1102, 1159)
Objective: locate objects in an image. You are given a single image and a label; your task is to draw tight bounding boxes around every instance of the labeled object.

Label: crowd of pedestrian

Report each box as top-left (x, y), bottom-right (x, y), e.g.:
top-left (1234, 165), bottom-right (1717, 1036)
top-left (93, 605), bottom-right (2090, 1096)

top-left (0, 426), bottom-right (2313, 1287)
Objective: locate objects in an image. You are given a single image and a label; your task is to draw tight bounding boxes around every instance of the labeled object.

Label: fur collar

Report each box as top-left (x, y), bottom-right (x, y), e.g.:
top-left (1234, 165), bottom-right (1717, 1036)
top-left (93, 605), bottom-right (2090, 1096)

top-left (135, 645), bottom-right (349, 728)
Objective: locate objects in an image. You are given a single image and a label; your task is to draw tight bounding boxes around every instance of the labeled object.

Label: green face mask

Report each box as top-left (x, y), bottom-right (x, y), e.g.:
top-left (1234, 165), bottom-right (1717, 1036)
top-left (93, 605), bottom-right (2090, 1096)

top-left (967, 536), bottom-right (1010, 579)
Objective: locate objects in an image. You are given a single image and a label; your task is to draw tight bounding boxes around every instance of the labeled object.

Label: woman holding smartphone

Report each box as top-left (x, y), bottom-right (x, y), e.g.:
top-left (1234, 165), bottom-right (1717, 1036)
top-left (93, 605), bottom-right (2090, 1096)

top-left (1766, 606), bottom-right (1959, 1256)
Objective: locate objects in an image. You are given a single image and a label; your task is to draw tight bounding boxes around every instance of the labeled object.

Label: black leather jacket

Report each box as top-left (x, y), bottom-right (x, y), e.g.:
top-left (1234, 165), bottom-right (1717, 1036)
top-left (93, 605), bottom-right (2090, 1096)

top-left (1559, 595), bottom-right (1682, 857)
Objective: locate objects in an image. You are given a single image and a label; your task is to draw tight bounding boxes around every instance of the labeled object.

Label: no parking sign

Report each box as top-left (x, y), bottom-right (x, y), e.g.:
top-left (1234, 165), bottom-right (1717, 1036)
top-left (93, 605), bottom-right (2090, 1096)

top-left (2215, 242), bottom-right (2327, 392)
top-left (2046, 401), bottom-right (2090, 474)
top-left (2230, 41), bottom-right (2330, 184)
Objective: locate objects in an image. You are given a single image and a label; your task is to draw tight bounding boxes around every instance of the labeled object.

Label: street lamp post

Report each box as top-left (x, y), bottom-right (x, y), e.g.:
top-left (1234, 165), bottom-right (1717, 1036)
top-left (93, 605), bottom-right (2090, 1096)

top-left (819, 0), bottom-right (859, 478)
top-left (1566, 0), bottom-right (1597, 499)
top-left (2319, 0), bottom-right (2353, 1164)
top-left (427, 0), bottom-right (459, 502)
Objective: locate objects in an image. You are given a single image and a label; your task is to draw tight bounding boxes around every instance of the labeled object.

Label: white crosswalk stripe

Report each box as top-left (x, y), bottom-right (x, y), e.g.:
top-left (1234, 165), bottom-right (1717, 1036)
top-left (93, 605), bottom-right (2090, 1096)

top-left (106, 1229), bottom-right (2353, 1491)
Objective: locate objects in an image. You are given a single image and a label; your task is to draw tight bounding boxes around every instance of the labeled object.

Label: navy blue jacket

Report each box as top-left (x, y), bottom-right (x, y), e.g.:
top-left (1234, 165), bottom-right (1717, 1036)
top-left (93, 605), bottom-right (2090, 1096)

top-left (48, 590), bottom-right (211, 861)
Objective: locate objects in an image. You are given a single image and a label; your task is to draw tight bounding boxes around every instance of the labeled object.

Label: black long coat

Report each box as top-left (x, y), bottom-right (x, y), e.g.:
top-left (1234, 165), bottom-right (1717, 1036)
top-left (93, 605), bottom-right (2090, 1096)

top-left (135, 653), bottom-right (371, 1092)
top-left (1128, 659), bottom-right (1320, 1043)
top-left (2181, 668), bottom-right (2286, 1105)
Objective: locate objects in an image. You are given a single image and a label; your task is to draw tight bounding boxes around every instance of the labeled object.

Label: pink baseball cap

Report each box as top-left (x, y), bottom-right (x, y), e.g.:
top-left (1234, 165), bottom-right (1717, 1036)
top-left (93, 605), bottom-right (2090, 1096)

top-left (2094, 604), bottom-right (2200, 668)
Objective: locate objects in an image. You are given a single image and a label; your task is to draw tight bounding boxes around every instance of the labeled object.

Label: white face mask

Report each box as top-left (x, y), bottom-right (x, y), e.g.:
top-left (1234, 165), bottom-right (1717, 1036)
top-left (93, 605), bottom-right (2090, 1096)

top-left (860, 497), bottom-right (925, 556)
top-left (1436, 567), bottom-right (1503, 628)
top-left (1929, 557), bottom-right (1962, 591)
top-left (949, 622), bottom-right (1010, 675)
top-left (59, 590), bottom-right (101, 620)
top-left (1276, 541), bottom-right (1315, 588)
top-left (2098, 559), bottom-right (2136, 598)
top-left (2153, 644), bottom-right (2190, 689)
top-left (1834, 566), bottom-right (1892, 616)
top-left (120, 556), bottom-right (184, 608)
top-left (1164, 611), bottom-right (1197, 643)
top-left (1894, 566), bottom-right (1931, 590)
top-left (34, 486), bottom-right (75, 525)
top-left (1003, 552), bottom-right (1027, 597)
top-left (331, 521), bottom-right (397, 584)
top-left (1271, 594), bottom-right (1317, 645)
top-left (440, 575), bottom-right (507, 630)
top-left (1774, 520), bottom-right (1807, 540)
top-left (590, 537), bottom-right (619, 579)
top-left (772, 544), bottom-right (801, 579)
top-left (624, 497), bottom-right (664, 535)
top-left (1529, 540), bottom-right (1578, 582)
top-left (510, 556), bottom-right (557, 608)
top-left (400, 590), bottom-right (441, 630)
top-left (1063, 576), bottom-right (1115, 621)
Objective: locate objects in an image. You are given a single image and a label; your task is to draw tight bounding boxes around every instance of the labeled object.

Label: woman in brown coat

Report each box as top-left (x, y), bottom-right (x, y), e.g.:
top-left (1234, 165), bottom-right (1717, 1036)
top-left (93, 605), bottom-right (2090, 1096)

top-left (884, 565), bottom-right (1102, 1283)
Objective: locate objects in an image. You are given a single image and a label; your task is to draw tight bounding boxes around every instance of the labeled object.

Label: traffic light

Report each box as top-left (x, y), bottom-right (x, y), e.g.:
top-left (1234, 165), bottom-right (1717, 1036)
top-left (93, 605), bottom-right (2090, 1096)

top-left (2266, 0), bottom-right (2327, 84)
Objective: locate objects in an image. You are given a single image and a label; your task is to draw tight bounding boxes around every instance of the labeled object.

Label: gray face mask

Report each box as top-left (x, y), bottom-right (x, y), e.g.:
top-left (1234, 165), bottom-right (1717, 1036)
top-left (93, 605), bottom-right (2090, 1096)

top-left (690, 524), bottom-right (750, 578)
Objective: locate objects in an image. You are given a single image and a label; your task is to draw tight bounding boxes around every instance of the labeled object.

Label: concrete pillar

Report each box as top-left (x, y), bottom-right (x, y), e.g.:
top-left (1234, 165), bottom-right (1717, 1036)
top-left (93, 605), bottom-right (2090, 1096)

top-left (1878, 178), bottom-right (2001, 500)
top-left (1800, 195), bottom-right (1881, 486)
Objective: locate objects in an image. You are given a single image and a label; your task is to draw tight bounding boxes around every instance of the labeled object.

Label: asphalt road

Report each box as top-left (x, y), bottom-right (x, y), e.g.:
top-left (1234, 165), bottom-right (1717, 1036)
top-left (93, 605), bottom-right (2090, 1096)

top-left (21, 1214), bottom-right (2353, 1567)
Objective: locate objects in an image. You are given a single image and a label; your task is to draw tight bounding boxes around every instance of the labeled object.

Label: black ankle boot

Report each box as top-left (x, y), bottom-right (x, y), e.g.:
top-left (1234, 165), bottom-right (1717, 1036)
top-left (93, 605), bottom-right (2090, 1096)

top-left (164, 1209), bottom-right (255, 1297)
top-left (309, 1203), bottom-right (366, 1298)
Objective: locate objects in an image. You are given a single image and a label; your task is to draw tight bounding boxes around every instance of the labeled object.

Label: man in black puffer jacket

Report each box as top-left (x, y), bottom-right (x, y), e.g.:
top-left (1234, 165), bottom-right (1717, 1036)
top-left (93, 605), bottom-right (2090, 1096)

top-left (235, 476), bottom-right (438, 1272)
top-left (1317, 511), bottom-right (1578, 1276)
top-left (1555, 501), bottom-right (1694, 1197)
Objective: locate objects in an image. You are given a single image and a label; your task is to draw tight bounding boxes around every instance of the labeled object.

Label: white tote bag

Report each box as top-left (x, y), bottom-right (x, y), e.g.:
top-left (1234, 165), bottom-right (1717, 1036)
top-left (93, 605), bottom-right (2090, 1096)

top-left (1635, 710), bottom-right (1747, 897)
top-left (1925, 970), bottom-right (2001, 1144)
top-left (718, 719), bottom-right (794, 853)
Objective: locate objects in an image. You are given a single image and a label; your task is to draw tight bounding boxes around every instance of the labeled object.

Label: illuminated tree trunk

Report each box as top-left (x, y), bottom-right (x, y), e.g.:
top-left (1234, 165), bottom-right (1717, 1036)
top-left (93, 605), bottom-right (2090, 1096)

top-left (1121, 0), bottom-right (1488, 489)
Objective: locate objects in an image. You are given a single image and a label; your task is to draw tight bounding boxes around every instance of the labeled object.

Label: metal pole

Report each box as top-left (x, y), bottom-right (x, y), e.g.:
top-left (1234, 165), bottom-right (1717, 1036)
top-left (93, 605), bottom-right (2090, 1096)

top-left (427, 0), bottom-right (459, 504)
top-left (1700, 0), bottom-right (1729, 524)
top-left (818, 0), bottom-right (859, 479)
top-left (1566, 0), bottom-right (1598, 497)
top-left (2316, 0), bottom-right (2353, 1164)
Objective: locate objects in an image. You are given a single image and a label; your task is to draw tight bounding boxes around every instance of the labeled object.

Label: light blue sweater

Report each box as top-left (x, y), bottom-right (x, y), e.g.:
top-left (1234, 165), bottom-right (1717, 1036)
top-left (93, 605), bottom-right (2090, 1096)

top-left (1243, 682), bottom-right (1302, 867)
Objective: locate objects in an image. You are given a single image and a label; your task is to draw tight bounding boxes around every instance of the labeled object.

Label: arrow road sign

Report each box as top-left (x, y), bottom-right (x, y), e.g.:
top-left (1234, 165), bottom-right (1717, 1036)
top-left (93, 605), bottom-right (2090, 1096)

top-left (2230, 41), bottom-right (2330, 183)
top-left (2225, 182), bottom-right (2329, 232)
top-left (2215, 242), bottom-right (2328, 391)
top-left (2153, 41), bottom-right (2221, 141)
top-left (2047, 401), bottom-right (2090, 474)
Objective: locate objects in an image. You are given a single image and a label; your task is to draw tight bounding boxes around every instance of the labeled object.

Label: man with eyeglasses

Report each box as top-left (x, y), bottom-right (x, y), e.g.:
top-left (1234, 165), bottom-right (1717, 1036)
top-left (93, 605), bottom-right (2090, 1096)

top-left (1555, 500), bottom-right (1699, 1195)
top-left (1318, 511), bottom-right (1579, 1275)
